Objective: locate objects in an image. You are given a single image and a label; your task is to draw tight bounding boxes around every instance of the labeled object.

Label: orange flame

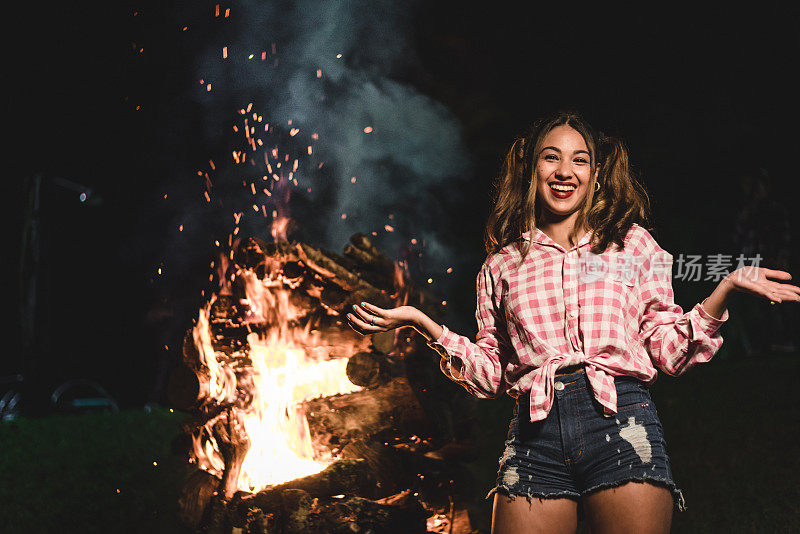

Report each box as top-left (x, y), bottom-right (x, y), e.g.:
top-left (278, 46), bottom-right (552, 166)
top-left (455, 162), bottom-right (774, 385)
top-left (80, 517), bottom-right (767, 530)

top-left (191, 265), bottom-right (364, 492)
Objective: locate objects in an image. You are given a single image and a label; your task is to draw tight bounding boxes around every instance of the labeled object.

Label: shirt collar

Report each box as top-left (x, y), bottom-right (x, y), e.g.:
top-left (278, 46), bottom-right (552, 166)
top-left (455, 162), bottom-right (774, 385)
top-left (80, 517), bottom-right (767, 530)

top-left (521, 228), bottom-right (593, 252)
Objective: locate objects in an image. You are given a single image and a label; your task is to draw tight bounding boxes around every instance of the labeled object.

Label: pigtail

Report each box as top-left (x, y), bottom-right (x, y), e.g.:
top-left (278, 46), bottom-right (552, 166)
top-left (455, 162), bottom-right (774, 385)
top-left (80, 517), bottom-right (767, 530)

top-left (485, 135), bottom-right (534, 256)
top-left (586, 134), bottom-right (652, 253)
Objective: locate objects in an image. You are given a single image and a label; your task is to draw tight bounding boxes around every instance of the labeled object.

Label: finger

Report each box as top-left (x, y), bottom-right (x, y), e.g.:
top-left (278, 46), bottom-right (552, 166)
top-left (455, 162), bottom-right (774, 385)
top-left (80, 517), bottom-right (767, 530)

top-left (344, 315), bottom-right (370, 335)
top-left (775, 287), bottom-right (800, 302)
top-left (359, 301), bottom-right (388, 317)
top-left (775, 288), bottom-right (800, 301)
top-left (353, 304), bottom-right (390, 327)
top-left (776, 282), bottom-right (800, 294)
top-left (350, 304), bottom-right (372, 322)
top-left (346, 312), bottom-right (370, 329)
top-left (750, 283), bottom-right (782, 303)
top-left (346, 323), bottom-right (369, 336)
top-left (766, 290), bottom-right (782, 303)
top-left (346, 312), bottom-right (383, 333)
top-left (763, 269), bottom-right (793, 281)
top-left (765, 281), bottom-right (800, 297)
top-left (350, 305), bottom-right (387, 327)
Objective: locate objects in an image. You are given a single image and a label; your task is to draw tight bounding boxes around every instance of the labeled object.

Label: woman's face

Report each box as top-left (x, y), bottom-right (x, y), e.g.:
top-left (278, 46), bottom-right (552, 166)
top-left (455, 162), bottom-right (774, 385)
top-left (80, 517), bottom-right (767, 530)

top-left (534, 124), bottom-right (597, 220)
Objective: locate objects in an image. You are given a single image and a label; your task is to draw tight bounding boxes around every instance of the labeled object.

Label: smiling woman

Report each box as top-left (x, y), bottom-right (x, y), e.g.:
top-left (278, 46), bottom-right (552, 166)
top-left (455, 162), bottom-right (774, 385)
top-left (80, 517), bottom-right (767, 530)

top-left (346, 110), bottom-right (800, 534)
top-left (485, 111), bottom-right (651, 262)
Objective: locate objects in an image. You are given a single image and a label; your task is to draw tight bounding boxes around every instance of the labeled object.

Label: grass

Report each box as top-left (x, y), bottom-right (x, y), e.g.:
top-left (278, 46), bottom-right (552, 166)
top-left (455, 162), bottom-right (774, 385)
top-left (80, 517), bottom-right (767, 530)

top-left (0, 409), bottom-right (193, 533)
top-left (653, 354), bottom-right (800, 533)
top-left (1, 354), bottom-right (798, 533)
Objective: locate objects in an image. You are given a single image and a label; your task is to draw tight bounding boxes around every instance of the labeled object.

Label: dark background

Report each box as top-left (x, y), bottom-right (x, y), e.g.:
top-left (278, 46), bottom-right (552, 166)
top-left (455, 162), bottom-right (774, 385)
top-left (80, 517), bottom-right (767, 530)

top-left (5, 3), bottom-right (800, 533)
top-left (8, 2), bottom-right (799, 409)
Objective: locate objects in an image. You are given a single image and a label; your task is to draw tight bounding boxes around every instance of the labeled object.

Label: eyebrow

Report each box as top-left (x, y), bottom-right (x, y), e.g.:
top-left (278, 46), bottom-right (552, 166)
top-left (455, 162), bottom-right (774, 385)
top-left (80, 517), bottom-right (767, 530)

top-left (542, 146), bottom-right (591, 156)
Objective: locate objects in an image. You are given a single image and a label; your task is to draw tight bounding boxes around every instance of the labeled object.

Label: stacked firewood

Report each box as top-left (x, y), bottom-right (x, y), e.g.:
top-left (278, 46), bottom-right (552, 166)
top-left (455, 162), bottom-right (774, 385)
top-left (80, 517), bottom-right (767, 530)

top-left (168, 233), bottom-right (477, 533)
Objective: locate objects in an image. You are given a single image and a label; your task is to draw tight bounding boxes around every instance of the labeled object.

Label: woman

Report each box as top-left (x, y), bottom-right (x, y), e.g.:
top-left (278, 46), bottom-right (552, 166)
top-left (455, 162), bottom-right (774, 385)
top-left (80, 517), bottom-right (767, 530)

top-left (345, 111), bottom-right (799, 533)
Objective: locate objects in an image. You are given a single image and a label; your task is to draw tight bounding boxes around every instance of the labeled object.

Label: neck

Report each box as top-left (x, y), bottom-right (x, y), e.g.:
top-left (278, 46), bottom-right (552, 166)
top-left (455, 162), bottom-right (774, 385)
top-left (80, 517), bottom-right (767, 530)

top-left (537, 211), bottom-right (588, 249)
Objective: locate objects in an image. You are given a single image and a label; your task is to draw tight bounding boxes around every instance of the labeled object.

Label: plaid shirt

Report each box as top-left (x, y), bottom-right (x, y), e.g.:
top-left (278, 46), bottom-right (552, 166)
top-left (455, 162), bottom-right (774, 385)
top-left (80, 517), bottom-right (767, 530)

top-left (427, 223), bottom-right (729, 422)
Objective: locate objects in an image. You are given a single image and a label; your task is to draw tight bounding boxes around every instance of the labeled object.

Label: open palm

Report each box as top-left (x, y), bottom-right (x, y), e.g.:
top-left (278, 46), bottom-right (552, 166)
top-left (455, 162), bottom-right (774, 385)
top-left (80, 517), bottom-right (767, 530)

top-left (346, 302), bottom-right (417, 335)
top-left (724, 266), bottom-right (800, 304)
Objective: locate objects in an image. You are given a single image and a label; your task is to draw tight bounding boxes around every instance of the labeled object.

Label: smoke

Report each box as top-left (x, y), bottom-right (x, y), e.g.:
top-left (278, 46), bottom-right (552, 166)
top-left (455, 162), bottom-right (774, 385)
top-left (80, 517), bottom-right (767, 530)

top-left (189, 0), bottom-right (472, 296)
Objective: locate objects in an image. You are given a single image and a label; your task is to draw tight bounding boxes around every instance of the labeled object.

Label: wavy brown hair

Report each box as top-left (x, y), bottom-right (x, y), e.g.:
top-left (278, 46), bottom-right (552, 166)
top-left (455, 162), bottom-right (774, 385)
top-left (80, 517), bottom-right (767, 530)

top-left (484, 110), bottom-right (652, 265)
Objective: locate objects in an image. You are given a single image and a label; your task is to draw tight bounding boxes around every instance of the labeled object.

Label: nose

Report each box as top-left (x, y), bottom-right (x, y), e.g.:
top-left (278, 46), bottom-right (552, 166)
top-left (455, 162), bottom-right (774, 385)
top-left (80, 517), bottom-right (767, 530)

top-left (556, 159), bottom-right (573, 179)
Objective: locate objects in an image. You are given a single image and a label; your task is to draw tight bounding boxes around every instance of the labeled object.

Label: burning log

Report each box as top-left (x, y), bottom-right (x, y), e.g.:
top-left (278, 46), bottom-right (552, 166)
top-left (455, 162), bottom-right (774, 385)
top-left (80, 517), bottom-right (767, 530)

top-left (172, 231), bottom-right (466, 533)
top-left (247, 488), bottom-right (314, 533)
top-left (295, 242), bottom-right (362, 291)
top-left (225, 460), bottom-right (390, 530)
top-left (295, 242), bottom-right (394, 309)
top-left (344, 233), bottom-right (395, 271)
top-left (212, 410), bottom-right (251, 500)
top-left (342, 242), bottom-right (392, 272)
top-left (304, 376), bottom-right (431, 454)
top-left (370, 330), bottom-right (395, 354)
top-left (178, 469), bottom-right (220, 531)
top-left (243, 459), bottom-right (377, 506)
top-left (167, 363), bottom-right (210, 410)
top-left (229, 465), bottom-right (427, 534)
top-left (340, 439), bottom-right (407, 495)
top-left (342, 233), bottom-right (397, 290)
top-left (313, 490), bottom-right (428, 534)
top-left (177, 409), bottom-right (252, 533)
top-left (345, 351), bottom-right (404, 388)
top-left (230, 488), bottom-right (427, 534)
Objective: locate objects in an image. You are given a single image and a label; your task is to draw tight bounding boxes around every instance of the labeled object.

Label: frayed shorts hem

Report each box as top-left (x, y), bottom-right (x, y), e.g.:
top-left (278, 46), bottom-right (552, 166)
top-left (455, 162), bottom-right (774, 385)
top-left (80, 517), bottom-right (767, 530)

top-left (486, 485), bottom-right (580, 502)
top-left (487, 475), bottom-right (687, 512)
top-left (582, 474), bottom-right (686, 512)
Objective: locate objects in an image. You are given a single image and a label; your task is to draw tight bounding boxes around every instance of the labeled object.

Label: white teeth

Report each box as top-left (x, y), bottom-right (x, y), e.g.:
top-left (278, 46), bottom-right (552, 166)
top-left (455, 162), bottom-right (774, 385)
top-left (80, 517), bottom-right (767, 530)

top-left (550, 183), bottom-right (576, 192)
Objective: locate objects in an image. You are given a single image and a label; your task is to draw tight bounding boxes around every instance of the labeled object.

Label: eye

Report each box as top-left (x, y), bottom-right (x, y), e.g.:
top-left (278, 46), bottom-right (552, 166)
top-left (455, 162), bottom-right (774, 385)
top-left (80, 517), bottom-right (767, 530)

top-left (544, 154), bottom-right (558, 161)
top-left (574, 157), bottom-right (589, 164)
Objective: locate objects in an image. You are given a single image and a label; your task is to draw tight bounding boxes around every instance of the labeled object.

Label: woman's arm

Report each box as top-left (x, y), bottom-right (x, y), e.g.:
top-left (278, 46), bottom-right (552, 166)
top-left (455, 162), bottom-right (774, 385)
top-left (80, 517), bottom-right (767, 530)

top-left (638, 254), bottom-right (799, 376)
top-left (410, 310), bottom-right (470, 379)
top-left (347, 259), bottom-right (512, 398)
top-left (698, 280), bottom-right (733, 320)
top-left (638, 269), bottom-right (728, 376)
top-left (413, 309), bottom-right (444, 345)
top-left (702, 263), bottom-right (800, 320)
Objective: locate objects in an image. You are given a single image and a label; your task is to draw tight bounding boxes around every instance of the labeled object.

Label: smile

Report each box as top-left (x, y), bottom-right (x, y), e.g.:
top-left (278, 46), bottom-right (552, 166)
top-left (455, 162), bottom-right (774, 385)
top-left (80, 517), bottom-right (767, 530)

top-left (548, 182), bottom-right (577, 198)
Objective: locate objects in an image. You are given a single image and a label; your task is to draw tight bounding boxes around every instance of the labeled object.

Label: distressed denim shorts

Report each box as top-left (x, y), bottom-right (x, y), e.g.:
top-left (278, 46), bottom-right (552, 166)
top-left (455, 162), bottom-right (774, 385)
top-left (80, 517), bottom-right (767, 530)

top-left (488, 369), bottom-right (686, 511)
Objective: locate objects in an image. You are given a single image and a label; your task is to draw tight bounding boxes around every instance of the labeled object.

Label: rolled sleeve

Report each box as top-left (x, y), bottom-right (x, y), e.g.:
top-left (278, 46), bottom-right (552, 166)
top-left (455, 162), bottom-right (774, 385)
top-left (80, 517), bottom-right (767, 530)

top-left (427, 259), bottom-right (511, 399)
top-left (697, 297), bottom-right (730, 328)
top-left (427, 325), bottom-right (468, 383)
top-left (638, 251), bottom-right (729, 376)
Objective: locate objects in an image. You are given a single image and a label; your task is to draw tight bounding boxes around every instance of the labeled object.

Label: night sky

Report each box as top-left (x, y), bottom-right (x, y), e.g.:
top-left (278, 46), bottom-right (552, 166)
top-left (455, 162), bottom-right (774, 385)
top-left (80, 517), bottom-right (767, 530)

top-left (9, 2), bottom-right (799, 410)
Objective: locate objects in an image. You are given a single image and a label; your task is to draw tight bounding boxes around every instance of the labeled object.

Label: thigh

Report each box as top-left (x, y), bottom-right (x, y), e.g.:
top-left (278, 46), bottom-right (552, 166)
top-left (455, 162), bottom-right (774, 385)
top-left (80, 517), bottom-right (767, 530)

top-left (582, 480), bottom-right (673, 534)
top-left (492, 492), bottom-right (578, 534)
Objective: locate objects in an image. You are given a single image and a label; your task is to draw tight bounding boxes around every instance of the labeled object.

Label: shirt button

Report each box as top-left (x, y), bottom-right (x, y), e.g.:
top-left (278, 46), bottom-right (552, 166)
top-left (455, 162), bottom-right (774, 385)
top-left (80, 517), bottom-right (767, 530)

top-left (568, 310), bottom-right (578, 319)
top-left (554, 381), bottom-right (565, 391)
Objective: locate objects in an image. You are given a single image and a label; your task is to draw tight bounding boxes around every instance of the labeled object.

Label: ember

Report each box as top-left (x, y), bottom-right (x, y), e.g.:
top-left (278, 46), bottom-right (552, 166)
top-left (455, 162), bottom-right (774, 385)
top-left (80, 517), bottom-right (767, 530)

top-left (170, 233), bottom-right (472, 532)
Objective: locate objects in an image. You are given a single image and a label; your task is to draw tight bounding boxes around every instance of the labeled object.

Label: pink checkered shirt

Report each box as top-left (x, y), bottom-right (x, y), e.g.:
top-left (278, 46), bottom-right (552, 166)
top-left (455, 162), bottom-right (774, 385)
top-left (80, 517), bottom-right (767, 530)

top-left (427, 223), bottom-right (729, 422)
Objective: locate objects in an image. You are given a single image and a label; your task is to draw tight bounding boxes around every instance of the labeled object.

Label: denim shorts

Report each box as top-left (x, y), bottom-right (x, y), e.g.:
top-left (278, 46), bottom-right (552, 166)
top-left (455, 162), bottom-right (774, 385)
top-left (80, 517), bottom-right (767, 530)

top-left (488, 370), bottom-right (686, 511)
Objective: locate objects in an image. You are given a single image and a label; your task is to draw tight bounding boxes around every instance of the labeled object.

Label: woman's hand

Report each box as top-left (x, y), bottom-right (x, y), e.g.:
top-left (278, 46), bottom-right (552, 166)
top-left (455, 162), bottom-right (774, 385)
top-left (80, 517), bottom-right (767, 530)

top-left (345, 302), bottom-right (419, 335)
top-left (722, 266), bottom-right (800, 304)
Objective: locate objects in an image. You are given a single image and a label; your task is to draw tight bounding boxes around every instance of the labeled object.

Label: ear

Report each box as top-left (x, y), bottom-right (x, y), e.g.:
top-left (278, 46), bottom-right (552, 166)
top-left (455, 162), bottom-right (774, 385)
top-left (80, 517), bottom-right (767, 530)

top-left (593, 163), bottom-right (600, 181)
